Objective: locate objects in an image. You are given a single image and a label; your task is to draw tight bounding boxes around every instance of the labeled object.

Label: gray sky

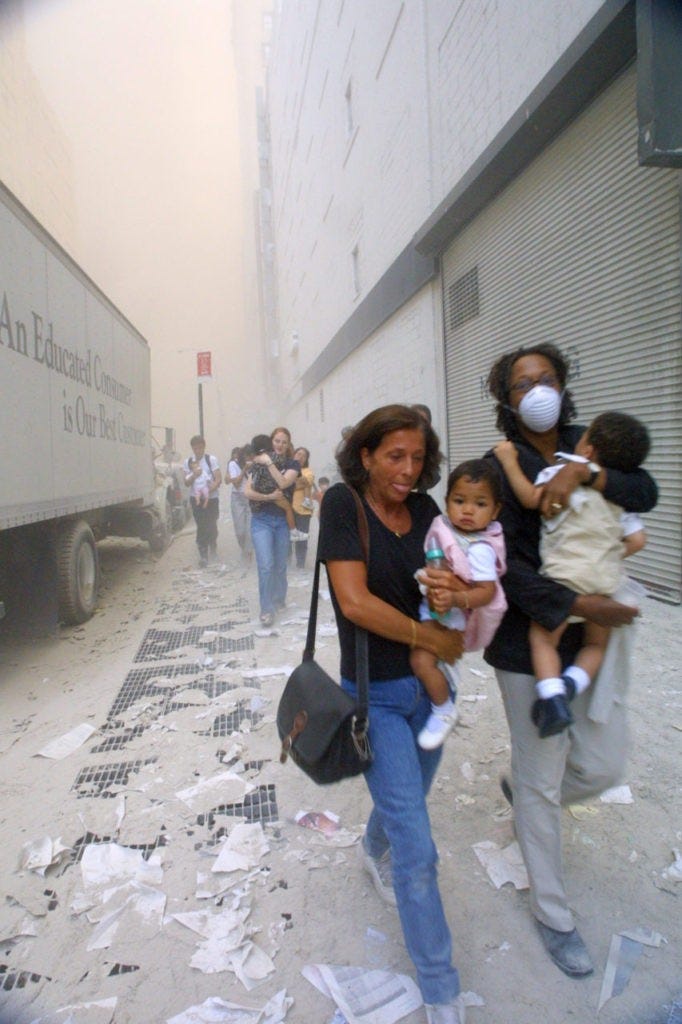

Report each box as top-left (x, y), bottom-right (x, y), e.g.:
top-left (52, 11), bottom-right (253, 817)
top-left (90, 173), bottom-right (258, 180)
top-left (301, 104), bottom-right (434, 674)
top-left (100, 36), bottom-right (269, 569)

top-left (19, 0), bottom-right (260, 454)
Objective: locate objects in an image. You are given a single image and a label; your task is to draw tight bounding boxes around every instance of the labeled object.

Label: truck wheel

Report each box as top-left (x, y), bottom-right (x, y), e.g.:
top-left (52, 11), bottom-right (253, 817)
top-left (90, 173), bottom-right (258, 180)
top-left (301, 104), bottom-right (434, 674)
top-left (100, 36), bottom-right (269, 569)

top-left (56, 520), bottom-right (99, 624)
top-left (149, 500), bottom-right (171, 552)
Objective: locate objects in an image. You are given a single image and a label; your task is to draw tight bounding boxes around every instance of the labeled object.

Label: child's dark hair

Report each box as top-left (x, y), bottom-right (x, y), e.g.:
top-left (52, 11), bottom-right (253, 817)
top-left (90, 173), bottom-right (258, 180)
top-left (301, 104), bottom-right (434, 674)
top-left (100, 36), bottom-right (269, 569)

top-left (251, 434), bottom-right (273, 455)
top-left (447, 458), bottom-right (504, 506)
top-left (586, 411), bottom-right (650, 472)
top-left (318, 476), bottom-right (330, 486)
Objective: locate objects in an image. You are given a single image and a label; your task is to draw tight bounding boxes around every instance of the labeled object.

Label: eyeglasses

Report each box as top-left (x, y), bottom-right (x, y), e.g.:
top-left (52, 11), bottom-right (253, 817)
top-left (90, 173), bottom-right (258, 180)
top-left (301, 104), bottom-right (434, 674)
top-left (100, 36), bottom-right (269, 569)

top-left (509, 373), bottom-right (559, 395)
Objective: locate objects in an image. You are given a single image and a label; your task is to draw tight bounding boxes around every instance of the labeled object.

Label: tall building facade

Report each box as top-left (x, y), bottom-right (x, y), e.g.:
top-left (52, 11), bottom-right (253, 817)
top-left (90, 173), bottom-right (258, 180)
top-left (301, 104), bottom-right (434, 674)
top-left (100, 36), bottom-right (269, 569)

top-left (262, 0), bottom-right (682, 599)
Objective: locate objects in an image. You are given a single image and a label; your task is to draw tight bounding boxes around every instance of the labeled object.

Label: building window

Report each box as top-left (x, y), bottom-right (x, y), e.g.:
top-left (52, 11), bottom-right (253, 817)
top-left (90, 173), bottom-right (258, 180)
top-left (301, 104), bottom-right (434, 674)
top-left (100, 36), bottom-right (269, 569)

top-left (345, 79), bottom-right (354, 136)
top-left (447, 266), bottom-right (479, 331)
top-left (351, 245), bottom-right (360, 297)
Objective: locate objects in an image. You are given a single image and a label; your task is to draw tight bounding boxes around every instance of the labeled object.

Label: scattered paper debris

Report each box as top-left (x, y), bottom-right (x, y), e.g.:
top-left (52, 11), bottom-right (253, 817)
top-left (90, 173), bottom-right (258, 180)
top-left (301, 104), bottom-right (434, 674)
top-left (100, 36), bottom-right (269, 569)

top-left (176, 771), bottom-right (255, 812)
top-left (460, 694), bottom-right (488, 702)
top-left (80, 843), bottom-right (163, 888)
top-left (598, 933), bottom-right (643, 1011)
top-left (600, 785), bottom-right (633, 804)
top-left (212, 822), bottom-right (270, 873)
top-left (35, 723), bottom-right (97, 759)
top-left (18, 836), bottom-right (71, 876)
top-left (472, 840), bottom-right (529, 890)
top-left (303, 963), bottom-right (422, 1024)
top-left (166, 989), bottom-right (292, 1024)
top-left (30, 997), bottom-right (117, 1023)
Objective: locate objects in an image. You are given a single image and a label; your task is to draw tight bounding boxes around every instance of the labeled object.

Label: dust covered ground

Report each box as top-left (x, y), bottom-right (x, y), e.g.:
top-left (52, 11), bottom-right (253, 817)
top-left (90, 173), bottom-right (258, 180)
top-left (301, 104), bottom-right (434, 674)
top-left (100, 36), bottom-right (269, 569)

top-left (0, 513), bottom-right (680, 1024)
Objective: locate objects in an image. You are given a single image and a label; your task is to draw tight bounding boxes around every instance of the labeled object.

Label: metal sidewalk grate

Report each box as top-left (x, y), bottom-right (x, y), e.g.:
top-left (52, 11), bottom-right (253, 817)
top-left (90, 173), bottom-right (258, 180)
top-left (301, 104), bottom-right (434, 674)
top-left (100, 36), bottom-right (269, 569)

top-left (71, 758), bottom-right (157, 798)
top-left (134, 625), bottom-right (253, 663)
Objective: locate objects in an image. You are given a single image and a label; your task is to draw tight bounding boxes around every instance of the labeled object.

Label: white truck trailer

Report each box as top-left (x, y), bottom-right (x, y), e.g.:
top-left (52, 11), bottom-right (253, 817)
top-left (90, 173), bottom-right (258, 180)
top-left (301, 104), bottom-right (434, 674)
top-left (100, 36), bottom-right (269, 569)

top-left (0, 181), bottom-right (168, 624)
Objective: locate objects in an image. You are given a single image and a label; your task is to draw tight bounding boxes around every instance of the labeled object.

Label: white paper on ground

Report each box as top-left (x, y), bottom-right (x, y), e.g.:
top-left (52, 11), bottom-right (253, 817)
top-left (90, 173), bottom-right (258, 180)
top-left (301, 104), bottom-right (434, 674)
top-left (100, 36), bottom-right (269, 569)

top-left (212, 822), bottom-right (269, 873)
top-left (176, 771), bottom-right (255, 812)
top-left (600, 785), bottom-right (633, 804)
top-left (222, 941), bottom-right (276, 989)
top-left (29, 997), bottom-right (117, 1024)
top-left (472, 840), bottom-right (529, 890)
top-left (80, 843), bottom-right (163, 888)
top-left (35, 723), bottom-right (97, 759)
top-left (619, 926), bottom-right (666, 947)
top-left (86, 881), bottom-right (166, 950)
top-left (302, 963), bottom-right (422, 1024)
top-left (18, 836), bottom-right (72, 875)
top-left (0, 910), bottom-right (39, 943)
top-left (166, 988), bottom-right (292, 1024)
top-left (171, 907), bottom-right (250, 941)
top-left (242, 666), bottom-right (293, 680)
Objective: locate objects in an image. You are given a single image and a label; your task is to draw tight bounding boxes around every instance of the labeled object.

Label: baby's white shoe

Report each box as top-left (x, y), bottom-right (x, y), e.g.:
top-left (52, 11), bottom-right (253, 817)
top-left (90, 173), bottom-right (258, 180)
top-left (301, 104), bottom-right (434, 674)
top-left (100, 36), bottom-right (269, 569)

top-left (418, 701), bottom-right (458, 750)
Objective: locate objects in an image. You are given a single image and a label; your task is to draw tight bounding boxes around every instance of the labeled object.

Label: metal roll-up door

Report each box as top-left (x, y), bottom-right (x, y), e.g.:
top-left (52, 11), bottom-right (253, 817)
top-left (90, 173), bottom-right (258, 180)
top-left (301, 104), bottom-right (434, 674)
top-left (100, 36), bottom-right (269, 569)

top-left (441, 66), bottom-right (682, 602)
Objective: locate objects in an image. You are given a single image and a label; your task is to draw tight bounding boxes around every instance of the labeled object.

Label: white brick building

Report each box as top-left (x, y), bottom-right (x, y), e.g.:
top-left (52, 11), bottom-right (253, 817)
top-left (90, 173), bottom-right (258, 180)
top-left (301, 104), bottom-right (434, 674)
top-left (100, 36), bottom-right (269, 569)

top-left (261, 0), bottom-right (682, 599)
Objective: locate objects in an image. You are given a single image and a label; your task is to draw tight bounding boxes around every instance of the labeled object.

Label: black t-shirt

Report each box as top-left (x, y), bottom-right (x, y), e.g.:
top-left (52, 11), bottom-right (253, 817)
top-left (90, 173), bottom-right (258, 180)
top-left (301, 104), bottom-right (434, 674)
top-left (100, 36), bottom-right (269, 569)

top-left (318, 483), bottom-right (440, 682)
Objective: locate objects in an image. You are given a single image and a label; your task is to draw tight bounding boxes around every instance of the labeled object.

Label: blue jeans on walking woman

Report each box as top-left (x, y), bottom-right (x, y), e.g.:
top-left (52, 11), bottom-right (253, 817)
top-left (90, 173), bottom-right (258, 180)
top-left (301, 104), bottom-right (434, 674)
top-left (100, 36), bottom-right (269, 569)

top-left (342, 673), bottom-right (461, 1005)
top-left (250, 512), bottom-right (289, 616)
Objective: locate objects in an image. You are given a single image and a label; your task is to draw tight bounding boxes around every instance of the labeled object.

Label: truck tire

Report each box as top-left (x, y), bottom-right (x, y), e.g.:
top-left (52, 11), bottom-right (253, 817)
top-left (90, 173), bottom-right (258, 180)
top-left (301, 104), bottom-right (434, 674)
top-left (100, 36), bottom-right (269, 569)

top-left (56, 520), bottom-right (99, 624)
top-left (149, 500), bottom-right (171, 552)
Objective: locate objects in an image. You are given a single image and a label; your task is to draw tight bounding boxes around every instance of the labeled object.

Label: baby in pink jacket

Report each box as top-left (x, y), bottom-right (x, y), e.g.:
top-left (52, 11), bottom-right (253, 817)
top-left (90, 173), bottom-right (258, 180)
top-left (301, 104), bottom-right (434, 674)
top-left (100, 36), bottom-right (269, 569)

top-left (412, 459), bottom-right (507, 749)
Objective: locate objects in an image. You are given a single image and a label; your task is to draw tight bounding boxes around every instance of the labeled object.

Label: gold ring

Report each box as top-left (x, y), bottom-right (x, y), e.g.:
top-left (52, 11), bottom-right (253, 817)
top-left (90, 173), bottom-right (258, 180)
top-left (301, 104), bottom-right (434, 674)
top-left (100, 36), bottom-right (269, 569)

top-left (551, 502), bottom-right (562, 510)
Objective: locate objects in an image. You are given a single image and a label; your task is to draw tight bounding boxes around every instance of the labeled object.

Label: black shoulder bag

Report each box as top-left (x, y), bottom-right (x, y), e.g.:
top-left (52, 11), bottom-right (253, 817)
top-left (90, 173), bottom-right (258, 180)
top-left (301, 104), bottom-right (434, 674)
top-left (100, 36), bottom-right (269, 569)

top-left (276, 487), bottom-right (373, 785)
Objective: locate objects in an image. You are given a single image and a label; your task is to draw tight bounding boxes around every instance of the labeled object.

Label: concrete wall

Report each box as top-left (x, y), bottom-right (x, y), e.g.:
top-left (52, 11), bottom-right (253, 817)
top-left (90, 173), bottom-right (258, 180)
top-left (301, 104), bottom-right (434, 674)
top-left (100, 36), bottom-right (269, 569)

top-left (264, 0), bottom-right (608, 466)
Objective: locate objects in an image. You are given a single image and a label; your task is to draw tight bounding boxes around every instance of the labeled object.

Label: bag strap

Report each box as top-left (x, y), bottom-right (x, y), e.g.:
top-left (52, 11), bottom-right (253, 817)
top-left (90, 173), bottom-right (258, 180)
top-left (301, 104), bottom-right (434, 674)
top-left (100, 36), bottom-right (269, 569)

top-left (304, 486), bottom-right (370, 722)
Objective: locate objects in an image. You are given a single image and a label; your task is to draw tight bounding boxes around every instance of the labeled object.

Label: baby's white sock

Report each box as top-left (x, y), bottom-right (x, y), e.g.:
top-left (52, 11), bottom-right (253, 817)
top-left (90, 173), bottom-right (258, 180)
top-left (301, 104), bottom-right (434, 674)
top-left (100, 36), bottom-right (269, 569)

top-left (563, 665), bottom-right (590, 694)
top-left (536, 677), bottom-right (565, 699)
top-left (431, 697), bottom-right (456, 717)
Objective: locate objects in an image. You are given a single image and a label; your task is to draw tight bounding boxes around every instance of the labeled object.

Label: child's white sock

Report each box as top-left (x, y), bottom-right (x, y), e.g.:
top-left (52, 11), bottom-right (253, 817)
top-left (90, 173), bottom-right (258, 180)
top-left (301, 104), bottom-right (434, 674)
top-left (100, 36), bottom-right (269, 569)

top-left (563, 665), bottom-right (590, 694)
top-left (431, 697), bottom-right (456, 717)
top-left (536, 677), bottom-right (564, 699)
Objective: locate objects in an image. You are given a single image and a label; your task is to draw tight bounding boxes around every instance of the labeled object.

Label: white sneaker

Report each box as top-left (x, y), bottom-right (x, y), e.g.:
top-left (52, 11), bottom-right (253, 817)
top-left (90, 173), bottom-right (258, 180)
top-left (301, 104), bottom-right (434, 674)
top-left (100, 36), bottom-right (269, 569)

top-left (357, 840), bottom-right (397, 907)
top-left (425, 995), bottom-right (466, 1024)
top-left (418, 705), bottom-right (458, 750)
top-left (289, 528), bottom-right (308, 541)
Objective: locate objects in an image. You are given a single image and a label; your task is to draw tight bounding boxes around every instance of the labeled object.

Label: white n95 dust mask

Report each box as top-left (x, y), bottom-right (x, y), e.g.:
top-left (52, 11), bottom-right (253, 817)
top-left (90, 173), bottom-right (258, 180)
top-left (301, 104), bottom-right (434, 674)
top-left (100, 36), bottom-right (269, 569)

top-left (517, 385), bottom-right (562, 433)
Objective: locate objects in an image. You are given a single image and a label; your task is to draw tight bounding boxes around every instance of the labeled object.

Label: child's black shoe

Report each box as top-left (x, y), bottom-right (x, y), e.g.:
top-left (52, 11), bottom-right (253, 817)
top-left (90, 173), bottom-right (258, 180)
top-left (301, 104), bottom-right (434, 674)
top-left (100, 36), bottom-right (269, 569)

top-left (531, 693), bottom-right (573, 737)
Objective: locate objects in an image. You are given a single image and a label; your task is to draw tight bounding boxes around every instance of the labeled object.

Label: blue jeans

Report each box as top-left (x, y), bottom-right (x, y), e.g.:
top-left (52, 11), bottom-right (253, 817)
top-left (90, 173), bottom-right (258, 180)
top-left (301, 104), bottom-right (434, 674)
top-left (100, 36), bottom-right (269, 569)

top-left (251, 512), bottom-right (289, 616)
top-left (342, 673), bottom-right (460, 1004)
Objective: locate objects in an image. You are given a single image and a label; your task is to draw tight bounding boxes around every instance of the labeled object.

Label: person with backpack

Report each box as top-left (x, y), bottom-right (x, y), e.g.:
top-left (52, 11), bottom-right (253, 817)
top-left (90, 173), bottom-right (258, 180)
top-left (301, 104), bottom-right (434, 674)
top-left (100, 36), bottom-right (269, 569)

top-left (183, 435), bottom-right (222, 567)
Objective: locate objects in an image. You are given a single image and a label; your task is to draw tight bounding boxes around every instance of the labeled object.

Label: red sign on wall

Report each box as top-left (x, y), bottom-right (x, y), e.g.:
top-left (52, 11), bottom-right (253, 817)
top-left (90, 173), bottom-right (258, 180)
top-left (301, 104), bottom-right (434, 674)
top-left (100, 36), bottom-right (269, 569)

top-left (197, 351), bottom-right (212, 380)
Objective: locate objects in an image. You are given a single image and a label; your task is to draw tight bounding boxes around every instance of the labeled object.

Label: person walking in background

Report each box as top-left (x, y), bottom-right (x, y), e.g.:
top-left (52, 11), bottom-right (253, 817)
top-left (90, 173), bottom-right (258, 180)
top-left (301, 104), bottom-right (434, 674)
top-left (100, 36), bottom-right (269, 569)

top-left (183, 435), bottom-right (222, 567)
top-left (243, 429), bottom-right (300, 626)
top-left (459, 342), bottom-right (657, 979)
top-left (318, 405), bottom-right (467, 1024)
top-left (291, 446), bottom-right (315, 569)
top-left (314, 476), bottom-right (330, 511)
top-left (226, 444), bottom-right (253, 562)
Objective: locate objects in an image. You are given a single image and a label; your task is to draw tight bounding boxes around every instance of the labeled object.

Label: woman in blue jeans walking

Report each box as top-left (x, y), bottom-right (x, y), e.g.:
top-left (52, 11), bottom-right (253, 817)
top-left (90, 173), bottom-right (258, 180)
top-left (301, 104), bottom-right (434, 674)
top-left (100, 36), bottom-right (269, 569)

top-left (243, 427), bottom-right (300, 626)
top-left (318, 405), bottom-right (469, 1024)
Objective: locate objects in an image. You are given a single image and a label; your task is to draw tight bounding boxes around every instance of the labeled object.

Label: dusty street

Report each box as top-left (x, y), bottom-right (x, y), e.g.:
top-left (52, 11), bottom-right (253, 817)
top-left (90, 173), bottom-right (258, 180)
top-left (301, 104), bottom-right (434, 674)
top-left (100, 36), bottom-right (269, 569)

top-left (0, 513), bottom-right (680, 1024)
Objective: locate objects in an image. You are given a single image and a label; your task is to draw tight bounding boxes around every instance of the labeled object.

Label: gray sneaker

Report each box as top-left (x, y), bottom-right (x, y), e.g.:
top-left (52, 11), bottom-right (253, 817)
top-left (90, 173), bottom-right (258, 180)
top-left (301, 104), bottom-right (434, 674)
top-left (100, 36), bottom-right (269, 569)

top-left (357, 840), bottom-right (397, 907)
top-left (425, 995), bottom-right (466, 1023)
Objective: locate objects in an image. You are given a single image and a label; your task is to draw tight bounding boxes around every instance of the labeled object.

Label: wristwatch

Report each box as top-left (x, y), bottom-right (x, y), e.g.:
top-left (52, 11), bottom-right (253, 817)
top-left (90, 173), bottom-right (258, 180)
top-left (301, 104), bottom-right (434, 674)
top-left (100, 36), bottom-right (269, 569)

top-left (585, 461), bottom-right (600, 486)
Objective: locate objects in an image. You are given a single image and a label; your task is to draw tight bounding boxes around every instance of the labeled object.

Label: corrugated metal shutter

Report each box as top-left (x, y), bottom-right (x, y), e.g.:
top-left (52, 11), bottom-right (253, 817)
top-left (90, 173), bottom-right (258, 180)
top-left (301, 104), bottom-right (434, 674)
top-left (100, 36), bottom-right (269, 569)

top-left (441, 66), bottom-right (682, 602)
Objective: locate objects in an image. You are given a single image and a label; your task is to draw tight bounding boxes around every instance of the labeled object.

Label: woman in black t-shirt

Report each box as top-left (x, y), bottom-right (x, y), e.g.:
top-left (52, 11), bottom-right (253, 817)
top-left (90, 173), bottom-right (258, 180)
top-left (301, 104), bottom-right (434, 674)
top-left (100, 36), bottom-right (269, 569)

top-left (318, 405), bottom-right (467, 1023)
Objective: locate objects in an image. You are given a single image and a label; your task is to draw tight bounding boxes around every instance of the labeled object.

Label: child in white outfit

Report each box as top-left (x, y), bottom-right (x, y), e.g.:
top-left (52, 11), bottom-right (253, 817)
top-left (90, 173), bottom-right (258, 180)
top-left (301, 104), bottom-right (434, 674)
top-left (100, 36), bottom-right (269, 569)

top-left (189, 458), bottom-right (210, 507)
top-left (411, 460), bottom-right (507, 749)
top-left (495, 410), bottom-right (648, 737)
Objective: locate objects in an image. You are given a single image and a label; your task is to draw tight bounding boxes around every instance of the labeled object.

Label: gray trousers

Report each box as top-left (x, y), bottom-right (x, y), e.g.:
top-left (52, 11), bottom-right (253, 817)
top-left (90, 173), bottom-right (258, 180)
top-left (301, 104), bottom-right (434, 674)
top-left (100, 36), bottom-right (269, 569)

top-left (496, 668), bottom-right (628, 932)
